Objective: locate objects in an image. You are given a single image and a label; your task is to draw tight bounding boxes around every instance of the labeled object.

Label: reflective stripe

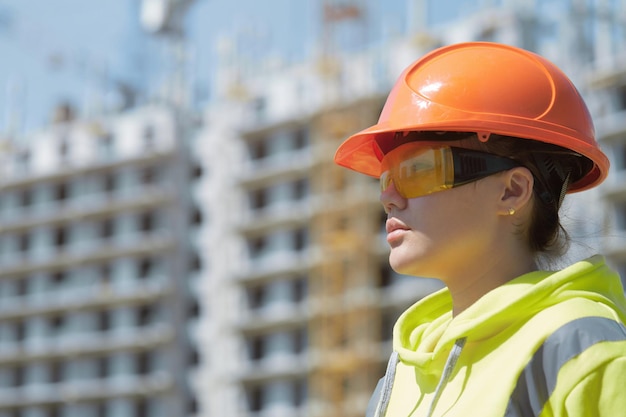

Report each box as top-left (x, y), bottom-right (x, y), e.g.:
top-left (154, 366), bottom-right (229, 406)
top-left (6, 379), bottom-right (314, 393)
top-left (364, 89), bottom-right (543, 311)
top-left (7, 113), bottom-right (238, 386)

top-left (505, 316), bottom-right (626, 417)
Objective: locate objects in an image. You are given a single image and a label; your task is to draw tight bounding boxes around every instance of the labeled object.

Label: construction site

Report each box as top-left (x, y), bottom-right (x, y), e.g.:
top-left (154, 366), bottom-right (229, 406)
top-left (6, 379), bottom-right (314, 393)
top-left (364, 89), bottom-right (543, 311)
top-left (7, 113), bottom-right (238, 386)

top-left (0, 0), bottom-right (625, 416)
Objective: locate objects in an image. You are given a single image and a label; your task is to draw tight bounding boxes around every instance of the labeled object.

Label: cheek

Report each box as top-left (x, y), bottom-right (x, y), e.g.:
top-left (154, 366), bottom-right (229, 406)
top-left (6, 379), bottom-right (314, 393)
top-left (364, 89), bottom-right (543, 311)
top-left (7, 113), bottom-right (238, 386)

top-left (405, 193), bottom-right (467, 230)
top-left (407, 188), bottom-right (493, 249)
top-left (389, 184), bottom-right (500, 277)
top-left (391, 197), bottom-right (458, 253)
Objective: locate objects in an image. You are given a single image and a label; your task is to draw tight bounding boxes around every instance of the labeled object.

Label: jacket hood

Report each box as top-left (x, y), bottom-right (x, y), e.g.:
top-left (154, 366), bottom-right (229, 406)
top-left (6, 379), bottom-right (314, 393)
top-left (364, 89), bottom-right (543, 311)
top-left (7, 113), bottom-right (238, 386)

top-left (393, 255), bottom-right (626, 373)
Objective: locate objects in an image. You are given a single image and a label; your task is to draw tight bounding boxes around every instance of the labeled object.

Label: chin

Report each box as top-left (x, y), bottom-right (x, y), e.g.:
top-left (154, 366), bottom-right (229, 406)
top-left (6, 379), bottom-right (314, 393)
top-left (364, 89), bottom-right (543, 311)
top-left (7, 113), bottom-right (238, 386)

top-left (389, 236), bottom-right (451, 277)
top-left (389, 250), bottom-right (434, 278)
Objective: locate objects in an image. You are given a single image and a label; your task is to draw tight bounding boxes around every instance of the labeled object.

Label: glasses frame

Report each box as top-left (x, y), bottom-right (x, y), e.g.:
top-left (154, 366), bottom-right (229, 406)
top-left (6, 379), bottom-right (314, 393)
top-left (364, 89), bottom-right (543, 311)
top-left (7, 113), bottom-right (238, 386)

top-left (380, 143), bottom-right (521, 199)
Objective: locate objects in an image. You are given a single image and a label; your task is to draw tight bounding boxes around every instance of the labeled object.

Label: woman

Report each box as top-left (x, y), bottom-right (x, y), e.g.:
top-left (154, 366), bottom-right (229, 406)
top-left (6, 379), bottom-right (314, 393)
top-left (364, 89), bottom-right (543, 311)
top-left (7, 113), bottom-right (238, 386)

top-left (334, 42), bottom-right (626, 416)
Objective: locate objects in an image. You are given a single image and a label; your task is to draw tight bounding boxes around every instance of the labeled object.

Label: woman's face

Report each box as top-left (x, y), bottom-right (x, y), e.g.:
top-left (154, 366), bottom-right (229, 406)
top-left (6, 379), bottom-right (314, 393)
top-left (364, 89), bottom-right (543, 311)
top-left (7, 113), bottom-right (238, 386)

top-left (380, 162), bottom-right (504, 281)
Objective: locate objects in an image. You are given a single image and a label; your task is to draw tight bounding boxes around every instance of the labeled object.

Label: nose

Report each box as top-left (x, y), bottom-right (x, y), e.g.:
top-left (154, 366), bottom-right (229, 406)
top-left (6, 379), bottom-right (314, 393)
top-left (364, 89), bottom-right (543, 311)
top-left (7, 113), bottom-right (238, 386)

top-left (380, 180), bottom-right (407, 213)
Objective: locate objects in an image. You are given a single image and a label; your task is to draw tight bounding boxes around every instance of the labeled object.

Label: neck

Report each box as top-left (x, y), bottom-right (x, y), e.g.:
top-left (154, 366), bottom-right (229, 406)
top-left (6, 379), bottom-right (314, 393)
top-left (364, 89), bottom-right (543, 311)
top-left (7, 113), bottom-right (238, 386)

top-left (447, 250), bottom-right (537, 317)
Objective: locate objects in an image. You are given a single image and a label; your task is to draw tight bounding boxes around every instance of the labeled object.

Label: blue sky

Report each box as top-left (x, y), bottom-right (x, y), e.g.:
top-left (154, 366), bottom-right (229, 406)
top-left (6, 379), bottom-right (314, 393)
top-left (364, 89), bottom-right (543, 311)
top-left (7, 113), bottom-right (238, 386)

top-left (0, 0), bottom-right (136, 132)
top-left (0, 0), bottom-right (502, 133)
top-left (0, 0), bottom-right (419, 134)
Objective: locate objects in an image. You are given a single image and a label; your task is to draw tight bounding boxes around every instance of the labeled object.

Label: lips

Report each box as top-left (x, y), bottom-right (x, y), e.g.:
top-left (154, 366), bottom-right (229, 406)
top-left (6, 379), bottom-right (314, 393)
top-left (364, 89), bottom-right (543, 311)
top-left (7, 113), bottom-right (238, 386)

top-left (386, 218), bottom-right (410, 244)
top-left (386, 218), bottom-right (409, 234)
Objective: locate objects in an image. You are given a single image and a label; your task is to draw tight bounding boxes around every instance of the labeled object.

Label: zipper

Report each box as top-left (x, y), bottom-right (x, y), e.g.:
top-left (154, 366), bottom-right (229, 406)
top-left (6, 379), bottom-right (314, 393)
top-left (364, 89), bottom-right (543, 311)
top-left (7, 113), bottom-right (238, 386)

top-left (426, 337), bottom-right (467, 417)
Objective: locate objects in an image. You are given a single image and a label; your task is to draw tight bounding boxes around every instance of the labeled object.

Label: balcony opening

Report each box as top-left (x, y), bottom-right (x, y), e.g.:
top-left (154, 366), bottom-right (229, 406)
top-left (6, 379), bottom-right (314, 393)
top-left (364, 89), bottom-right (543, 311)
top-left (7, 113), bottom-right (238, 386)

top-left (96, 402), bottom-right (107, 417)
top-left (97, 356), bottom-right (109, 378)
top-left (248, 236), bottom-right (268, 259)
top-left (135, 397), bottom-right (149, 417)
top-left (138, 258), bottom-right (153, 279)
top-left (18, 233), bottom-right (30, 253)
top-left (103, 173), bottom-right (116, 194)
top-left (293, 328), bottom-right (307, 354)
top-left (253, 97), bottom-right (267, 123)
top-left (291, 127), bottom-right (309, 150)
top-left (247, 385), bottom-right (264, 412)
top-left (249, 188), bottom-right (269, 210)
top-left (137, 305), bottom-right (154, 327)
top-left (14, 321), bottom-right (25, 342)
top-left (187, 396), bottom-right (199, 414)
top-left (15, 278), bottom-right (28, 297)
top-left (99, 264), bottom-right (111, 285)
top-left (98, 132), bottom-right (114, 159)
top-left (143, 125), bottom-right (156, 151)
top-left (249, 335), bottom-right (265, 361)
top-left (138, 211), bottom-right (155, 233)
top-left (15, 150), bottom-right (30, 174)
top-left (19, 188), bottom-right (32, 207)
top-left (247, 285), bottom-right (266, 310)
top-left (190, 162), bottom-right (203, 179)
top-left (188, 347), bottom-right (200, 366)
top-left (292, 276), bottom-right (308, 303)
top-left (58, 140), bottom-right (69, 163)
top-left (50, 361), bottom-right (63, 383)
top-left (53, 226), bottom-right (67, 248)
top-left (188, 298), bottom-right (201, 318)
top-left (380, 311), bottom-right (395, 342)
top-left (293, 228), bottom-right (308, 251)
top-left (292, 178), bottom-right (309, 200)
top-left (190, 205), bottom-right (203, 225)
top-left (11, 365), bottom-right (24, 387)
top-left (50, 315), bottom-right (65, 334)
top-left (190, 252), bottom-right (202, 272)
top-left (293, 378), bottom-right (307, 407)
top-left (137, 351), bottom-right (151, 375)
top-left (54, 182), bottom-right (68, 202)
top-left (378, 263), bottom-right (394, 288)
top-left (248, 139), bottom-right (269, 161)
top-left (97, 310), bottom-right (111, 331)
top-left (100, 218), bottom-right (114, 239)
top-left (51, 271), bottom-right (67, 287)
top-left (140, 165), bottom-right (156, 185)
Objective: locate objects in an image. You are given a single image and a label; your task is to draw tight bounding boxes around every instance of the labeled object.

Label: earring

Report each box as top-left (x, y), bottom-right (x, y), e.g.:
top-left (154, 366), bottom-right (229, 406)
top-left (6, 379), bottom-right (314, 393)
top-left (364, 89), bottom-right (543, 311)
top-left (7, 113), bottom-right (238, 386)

top-left (508, 207), bottom-right (516, 216)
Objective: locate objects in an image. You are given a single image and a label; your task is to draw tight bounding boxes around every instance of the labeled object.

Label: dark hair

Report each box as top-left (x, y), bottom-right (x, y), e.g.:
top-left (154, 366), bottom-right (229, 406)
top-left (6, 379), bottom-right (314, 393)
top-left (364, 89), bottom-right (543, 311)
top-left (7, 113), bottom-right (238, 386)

top-left (476, 134), bottom-right (593, 259)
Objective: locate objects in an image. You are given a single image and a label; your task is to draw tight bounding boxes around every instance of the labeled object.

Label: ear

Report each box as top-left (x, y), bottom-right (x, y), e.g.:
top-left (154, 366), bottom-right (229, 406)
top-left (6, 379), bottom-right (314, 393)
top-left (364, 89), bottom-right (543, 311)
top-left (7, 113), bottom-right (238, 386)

top-left (497, 167), bottom-right (534, 216)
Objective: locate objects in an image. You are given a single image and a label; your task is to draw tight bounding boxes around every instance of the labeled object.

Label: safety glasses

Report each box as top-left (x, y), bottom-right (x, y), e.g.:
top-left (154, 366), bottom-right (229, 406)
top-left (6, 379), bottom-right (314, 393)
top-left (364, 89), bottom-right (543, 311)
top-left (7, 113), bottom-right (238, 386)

top-left (380, 142), bottom-right (521, 198)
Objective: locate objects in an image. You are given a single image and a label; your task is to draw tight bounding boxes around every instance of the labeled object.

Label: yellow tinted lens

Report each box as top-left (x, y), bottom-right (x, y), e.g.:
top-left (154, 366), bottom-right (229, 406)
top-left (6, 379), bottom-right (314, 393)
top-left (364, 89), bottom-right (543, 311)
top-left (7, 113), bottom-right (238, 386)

top-left (380, 170), bottom-right (392, 193)
top-left (380, 144), bottom-right (454, 198)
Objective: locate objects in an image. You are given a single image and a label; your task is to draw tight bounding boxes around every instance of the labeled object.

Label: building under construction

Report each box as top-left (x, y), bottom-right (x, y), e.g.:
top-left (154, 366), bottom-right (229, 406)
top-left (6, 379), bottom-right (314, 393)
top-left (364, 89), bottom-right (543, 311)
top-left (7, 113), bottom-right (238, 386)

top-left (0, 105), bottom-right (203, 417)
top-left (1, 1), bottom-right (626, 417)
top-left (200, 1), bottom-right (626, 416)
top-left (200, 56), bottom-right (440, 417)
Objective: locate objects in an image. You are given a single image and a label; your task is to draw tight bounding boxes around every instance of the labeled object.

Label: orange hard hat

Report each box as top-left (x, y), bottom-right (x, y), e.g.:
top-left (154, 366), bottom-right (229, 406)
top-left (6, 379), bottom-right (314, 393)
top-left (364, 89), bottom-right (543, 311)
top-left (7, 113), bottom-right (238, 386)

top-left (334, 42), bottom-right (609, 192)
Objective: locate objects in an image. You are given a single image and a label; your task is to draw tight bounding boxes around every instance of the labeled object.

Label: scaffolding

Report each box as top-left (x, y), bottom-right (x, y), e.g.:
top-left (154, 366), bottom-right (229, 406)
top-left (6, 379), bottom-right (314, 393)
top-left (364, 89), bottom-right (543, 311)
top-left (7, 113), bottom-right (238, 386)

top-left (308, 2), bottom-right (385, 413)
top-left (309, 98), bottom-right (384, 416)
top-left (309, 0), bottom-right (381, 394)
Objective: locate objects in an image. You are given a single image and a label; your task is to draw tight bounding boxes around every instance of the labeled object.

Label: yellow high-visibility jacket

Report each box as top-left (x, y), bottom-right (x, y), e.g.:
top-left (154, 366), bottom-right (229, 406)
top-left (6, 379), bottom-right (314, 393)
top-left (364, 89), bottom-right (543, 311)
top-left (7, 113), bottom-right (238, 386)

top-left (368, 255), bottom-right (626, 417)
